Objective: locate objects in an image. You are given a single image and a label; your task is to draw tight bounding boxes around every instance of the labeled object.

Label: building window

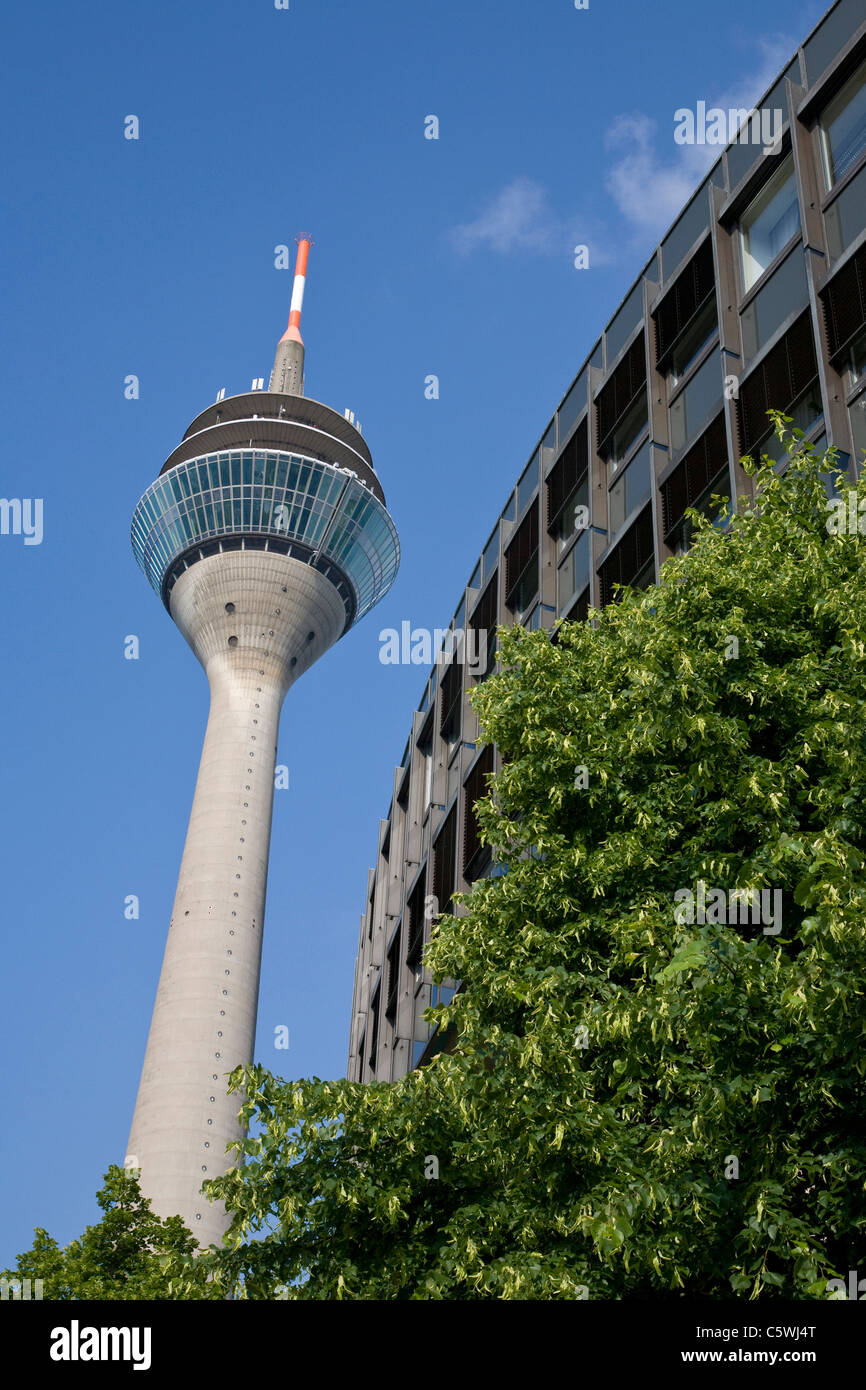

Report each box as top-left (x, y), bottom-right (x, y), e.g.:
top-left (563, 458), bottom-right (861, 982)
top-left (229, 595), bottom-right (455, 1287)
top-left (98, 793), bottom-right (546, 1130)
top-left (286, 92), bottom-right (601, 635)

top-left (608, 438), bottom-right (652, 536)
top-left (850, 388), bottom-right (866, 465)
top-left (406, 872), bottom-right (427, 968)
top-left (606, 281), bottom-right (644, 366)
top-left (661, 412), bottom-right (729, 549)
top-left (557, 368), bottom-right (587, 445)
top-left (825, 160), bottom-right (866, 260)
top-left (596, 334), bottom-right (647, 460)
top-left (462, 745), bottom-right (495, 883)
top-left (554, 471), bottom-right (588, 548)
top-left (517, 452), bottom-right (539, 515)
top-left (820, 59), bottom-right (866, 189)
top-left (557, 528), bottom-right (591, 610)
top-left (653, 237), bottom-right (716, 373)
top-left (821, 245), bottom-right (866, 370)
top-left (662, 179), bottom-right (714, 279)
top-left (540, 418), bottom-right (557, 477)
top-left (432, 806), bottom-right (457, 918)
top-left (397, 766), bottom-right (410, 811)
top-left (607, 397), bottom-right (648, 467)
top-left (761, 383), bottom-right (824, 464)
top-left (599, 505), bottom-right (655, 605)
top-left (669, 349), bottom-right (723, 455)
top-left (666, 298), bottom-right (718, 389)
top-left (385, 930), bottom-right (401, 1024)
top-left (738, 156), bottom-right (800, 294)
top-left (416, 710), bottom-right (434, 813)
top-left (846, 326), bottom-right (866, 388)
top-left (737, 311), bottom-right (818, 458)
top-left (504, 499), bottom-right (539, 614)
top-left (546, 416), bottom-right (588, 544)
top-left (439, 655), bottom-right (462, 743)
top-left (368, 985), bottom-right (380, 1075)
top-left (740, 246), bottom-right (808, 364)
top-left (482, 528), bottom-right (499, 585)
top-left (469, 574), bottom-right (498, 681)
top-left (528, 604), bottom-right (554, 631)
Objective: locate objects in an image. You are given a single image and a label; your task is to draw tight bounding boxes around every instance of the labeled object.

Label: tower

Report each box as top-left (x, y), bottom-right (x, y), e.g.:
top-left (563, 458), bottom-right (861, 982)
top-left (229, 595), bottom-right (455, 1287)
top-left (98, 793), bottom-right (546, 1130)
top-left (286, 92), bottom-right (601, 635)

top-left (125, 242), bottom-right (399, 1246)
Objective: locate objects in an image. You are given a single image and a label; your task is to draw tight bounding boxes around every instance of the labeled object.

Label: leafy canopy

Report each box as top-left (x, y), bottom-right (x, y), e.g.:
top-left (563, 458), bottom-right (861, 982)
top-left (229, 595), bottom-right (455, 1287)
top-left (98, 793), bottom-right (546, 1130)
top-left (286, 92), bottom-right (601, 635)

top-left (195, 419), bottom-right (866, 1300)
top-left (11, 420), bottom-right (865, 1301)
top-left (2, 1166), bottom-right (220, 1300)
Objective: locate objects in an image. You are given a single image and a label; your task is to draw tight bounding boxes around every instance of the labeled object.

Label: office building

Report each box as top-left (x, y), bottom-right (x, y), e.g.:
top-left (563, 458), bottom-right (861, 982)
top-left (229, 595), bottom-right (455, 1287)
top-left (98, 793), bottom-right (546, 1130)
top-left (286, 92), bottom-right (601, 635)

top-left (347, 0), bottom-right (866, 1083)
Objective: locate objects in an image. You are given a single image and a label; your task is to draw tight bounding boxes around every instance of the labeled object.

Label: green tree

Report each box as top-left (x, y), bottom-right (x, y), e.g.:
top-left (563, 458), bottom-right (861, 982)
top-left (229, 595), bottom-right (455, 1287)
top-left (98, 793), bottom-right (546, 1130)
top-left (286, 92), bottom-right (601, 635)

top-left (24, 419), bottom-right (860, 1302)
top-left (197, 421), bottom-right (866, 1300)
top-left (2, 1166), bottom-right (219, 1299)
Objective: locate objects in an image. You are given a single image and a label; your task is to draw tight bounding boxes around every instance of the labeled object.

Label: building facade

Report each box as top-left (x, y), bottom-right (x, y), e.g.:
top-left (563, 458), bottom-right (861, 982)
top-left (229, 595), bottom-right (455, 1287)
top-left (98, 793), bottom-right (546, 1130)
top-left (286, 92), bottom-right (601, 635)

top-left (347, 0), bottom-right (866, 1084)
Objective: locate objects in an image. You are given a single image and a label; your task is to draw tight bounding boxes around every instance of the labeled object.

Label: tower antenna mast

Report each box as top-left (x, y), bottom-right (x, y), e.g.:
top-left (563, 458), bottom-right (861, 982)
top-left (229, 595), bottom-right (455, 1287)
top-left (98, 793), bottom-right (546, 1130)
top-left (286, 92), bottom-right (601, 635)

top-left (269, 236), bottom-right (314, 397)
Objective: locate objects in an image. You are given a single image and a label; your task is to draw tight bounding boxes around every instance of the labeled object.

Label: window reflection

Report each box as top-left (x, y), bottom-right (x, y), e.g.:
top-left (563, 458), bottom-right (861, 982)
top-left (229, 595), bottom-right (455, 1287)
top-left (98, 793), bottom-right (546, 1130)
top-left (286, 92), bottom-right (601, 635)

top-left (739, 156), bottom-right (800, 293)
top-left (821, 60), bottom-right (866, 188)
top-left (608, 440), bottom-right (652, 535)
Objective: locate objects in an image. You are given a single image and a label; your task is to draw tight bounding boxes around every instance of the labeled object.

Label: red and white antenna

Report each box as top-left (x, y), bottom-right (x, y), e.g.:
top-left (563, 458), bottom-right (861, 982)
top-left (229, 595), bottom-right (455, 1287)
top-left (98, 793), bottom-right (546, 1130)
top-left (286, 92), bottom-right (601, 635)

top-left (270, 236), bottom-right (314, 396)
top-left (280, 236), bottom-right (313, 345)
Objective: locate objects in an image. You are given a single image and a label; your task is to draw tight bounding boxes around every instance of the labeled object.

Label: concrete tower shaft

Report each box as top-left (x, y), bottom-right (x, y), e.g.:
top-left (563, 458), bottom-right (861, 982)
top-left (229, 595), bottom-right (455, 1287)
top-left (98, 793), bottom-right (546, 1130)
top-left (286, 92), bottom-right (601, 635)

top-left (126, 244), bottom-right (399, 1245)
top-left (126, 550), bottom-right (346, 1246)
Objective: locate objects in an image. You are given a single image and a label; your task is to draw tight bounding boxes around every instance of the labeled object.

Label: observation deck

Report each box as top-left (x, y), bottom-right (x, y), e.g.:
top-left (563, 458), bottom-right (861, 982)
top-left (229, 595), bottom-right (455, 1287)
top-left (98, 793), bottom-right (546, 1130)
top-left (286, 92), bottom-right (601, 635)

top-left (131, 392), bottom-right (399, 631)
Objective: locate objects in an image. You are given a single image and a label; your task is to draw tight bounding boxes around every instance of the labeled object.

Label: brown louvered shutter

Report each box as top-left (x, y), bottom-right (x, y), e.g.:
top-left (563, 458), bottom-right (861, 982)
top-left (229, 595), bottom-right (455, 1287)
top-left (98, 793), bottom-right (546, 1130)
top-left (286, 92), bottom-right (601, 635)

top-left (599, 505), bottom-right (654, 605)
top-left (654, 239), bottom-right (716, 367)
top-left (406, 871), bottom-right (427, 965)
top-left (368, 984), bottom-right (380, 1073)
top-left (737, 312), bottom-right (818, 457)
top-left (822, 245), bottom-right (866, 361)
top-left (385, 929), bottom-right (401, 1022)
top-left (596, 334), bottom-right (647, 454)
top-left (439, 654), bottom-right (462, 739)
top-left (546, 416), bottom-right (588, 534)
top-left (462, 745), bottom-right (495, 881)
top-left (470, 574), bottom-right (497, 632)
top-left (469, 574), bottom-right (498, 677)
top-left (661, 412), bottom-right (729, 540)
top-left (432, 806), bottom-right (457, 916)
top-left (504, 500), bottom-right (539, 609)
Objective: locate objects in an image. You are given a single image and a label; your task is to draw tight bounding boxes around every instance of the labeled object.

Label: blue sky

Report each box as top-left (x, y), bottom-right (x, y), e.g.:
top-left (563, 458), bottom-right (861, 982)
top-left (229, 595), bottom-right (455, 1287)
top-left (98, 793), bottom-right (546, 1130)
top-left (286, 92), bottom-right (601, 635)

top-left (0, 0), bottom-right (827, 1261)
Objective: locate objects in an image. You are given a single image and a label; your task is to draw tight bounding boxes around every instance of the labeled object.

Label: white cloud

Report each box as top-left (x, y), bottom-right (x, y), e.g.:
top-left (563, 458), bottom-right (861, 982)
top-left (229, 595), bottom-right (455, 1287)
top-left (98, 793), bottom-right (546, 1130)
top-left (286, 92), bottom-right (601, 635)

top-left (450, 177), bottom-right (561, 254)
top-left (449, 175), bottom-right (614, 264)
top-left (604, 33), bottom-right (799, 245)
top-left (449, 34), bottom-right (804, 270)
top-left (604, 114), bottom-right (700, 236)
